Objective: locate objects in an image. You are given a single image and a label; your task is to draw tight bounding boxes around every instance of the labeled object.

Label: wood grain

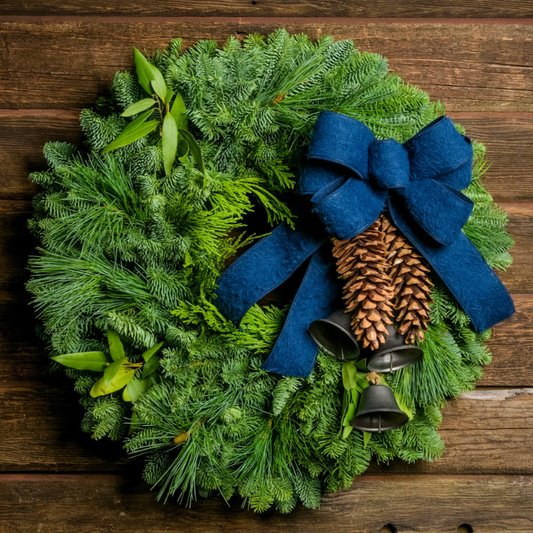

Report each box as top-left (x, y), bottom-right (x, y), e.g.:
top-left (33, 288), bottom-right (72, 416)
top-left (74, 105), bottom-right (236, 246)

top-left (2, 383), bottom-right (533, 474)
top-left (1, 473), bottom-right (532, 532)
top-left (368, 388), bottom-right (533, 474)
top-left (0, 385), bottom-right (130, 472)
top-left (0, 9), bottom-right (531, 531)
top-left (478, 294), bottom-right (533, 386)
top-left (0, 198), bottom-right (530, 384)
top-left (2, 1), bottom-right (533, 18)
top-left (0, 21), bottom-right (532, 111)
top-left (1, 113), bottom-right (533, 203)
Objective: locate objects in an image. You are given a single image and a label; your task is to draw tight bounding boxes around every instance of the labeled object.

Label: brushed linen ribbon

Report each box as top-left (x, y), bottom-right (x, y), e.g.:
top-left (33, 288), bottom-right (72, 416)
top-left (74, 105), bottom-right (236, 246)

top-left (214, 111), bottom-right (515, 377)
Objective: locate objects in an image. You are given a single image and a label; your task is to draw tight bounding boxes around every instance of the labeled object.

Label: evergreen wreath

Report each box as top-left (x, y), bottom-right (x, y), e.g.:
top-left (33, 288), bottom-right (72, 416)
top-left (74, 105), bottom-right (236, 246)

top-left (27, 29), bottom-right (514, 513)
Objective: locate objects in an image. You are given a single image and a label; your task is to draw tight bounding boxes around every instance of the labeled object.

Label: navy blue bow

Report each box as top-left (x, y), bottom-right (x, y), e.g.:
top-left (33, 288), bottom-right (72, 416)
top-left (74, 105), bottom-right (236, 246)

top-left (214, 112), bottom-right (515, 377)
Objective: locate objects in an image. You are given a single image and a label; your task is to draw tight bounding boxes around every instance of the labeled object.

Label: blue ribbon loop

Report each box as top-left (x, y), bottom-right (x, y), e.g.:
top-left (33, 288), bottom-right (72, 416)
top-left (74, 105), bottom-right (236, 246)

top-left (214, 111), bottom-right (515, 377)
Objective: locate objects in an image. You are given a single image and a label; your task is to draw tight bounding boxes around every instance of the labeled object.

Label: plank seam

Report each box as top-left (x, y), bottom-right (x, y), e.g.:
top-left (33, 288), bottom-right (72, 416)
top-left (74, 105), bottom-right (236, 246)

top-left (2, 110), bottom-right (533, 120)
top-left (0, 16), bottom-right (533, 24)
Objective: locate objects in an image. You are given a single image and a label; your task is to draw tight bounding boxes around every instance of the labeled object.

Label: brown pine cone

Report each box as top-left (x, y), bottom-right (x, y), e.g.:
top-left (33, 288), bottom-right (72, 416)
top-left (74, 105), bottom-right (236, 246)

top-left (332, 215), bottom-right (395, 350)
top-left (383, 216), bottom-right (433, 344)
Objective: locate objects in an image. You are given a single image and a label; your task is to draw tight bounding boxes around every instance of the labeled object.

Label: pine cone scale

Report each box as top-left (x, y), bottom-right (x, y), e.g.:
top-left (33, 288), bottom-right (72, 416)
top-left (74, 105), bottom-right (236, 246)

top-left (332, 214), bottom-right (433, 349)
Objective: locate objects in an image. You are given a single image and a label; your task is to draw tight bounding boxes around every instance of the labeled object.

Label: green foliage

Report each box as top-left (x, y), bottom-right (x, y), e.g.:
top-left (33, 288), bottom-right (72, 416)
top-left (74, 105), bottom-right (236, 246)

top-left (104, 48), bottom-right (201, 177)
top-left (27, 30), bottom-right (513, 513)
top-left (51, 330), bottom-right (163, 402)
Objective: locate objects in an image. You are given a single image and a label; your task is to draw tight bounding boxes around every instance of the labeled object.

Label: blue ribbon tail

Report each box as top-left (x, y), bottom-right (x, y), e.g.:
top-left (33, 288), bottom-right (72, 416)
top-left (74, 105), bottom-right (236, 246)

top-left (389, 200), bottom-right (515, 332)
top-left (262, 245), bottom-right (341, 377)
top-left (214, 222), bottom-right (327, 326)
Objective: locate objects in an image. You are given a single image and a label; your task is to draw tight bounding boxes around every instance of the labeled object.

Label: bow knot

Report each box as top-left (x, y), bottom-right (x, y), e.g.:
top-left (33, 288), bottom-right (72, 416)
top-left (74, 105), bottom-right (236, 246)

top-left (369, 139), bottom-right (410, 190)
top-left (214, 111), bottom-right (515, 378)
top-left (301, 112), bottom-right (475, 245)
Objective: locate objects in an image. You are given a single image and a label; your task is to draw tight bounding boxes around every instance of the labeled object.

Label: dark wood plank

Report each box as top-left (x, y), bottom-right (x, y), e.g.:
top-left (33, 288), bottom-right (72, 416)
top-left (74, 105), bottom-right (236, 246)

top-left (0, 21), bottom-right (532, 111)
top-left (368, 388), bottom-right (533, 474)
top-left (451, 117), bottom-right (533, 203)
top-left (1, 473), bottom-right (532, 532)
top-left (1, 198), bottom-right (531, 298)
top-left (0, 199), bottom-right (530, 383)
top-left (0, 385), bottom-right (130, 471)
top-left (497, 204), bottom-right (533, 294)
top-left (2, 2), bottom-right (533, 17)
top-left (1, 113), bottom-right (533, 203)
top-left (2, 381), bottom-right (533, 474)
top-left (0, 111), bottom-right (82, 200)
top-left (479, 294), bottom-right (533, 386)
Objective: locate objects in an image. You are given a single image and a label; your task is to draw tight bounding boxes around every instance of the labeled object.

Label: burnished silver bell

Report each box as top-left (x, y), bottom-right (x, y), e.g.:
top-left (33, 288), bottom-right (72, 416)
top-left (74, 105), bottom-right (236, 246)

top-left (350, 384), bottom-right (408, 433)
top-left (362, 324), bottom-right (423, 373)
top-left (308, 308), bottom-right (360, 362)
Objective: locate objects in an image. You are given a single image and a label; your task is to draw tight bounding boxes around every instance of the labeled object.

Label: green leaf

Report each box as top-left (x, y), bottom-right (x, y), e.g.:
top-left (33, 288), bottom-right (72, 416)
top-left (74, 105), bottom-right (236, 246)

top-left (149, 64), bottom-right (168, 101)
top-left (162, 113), bottom-right (178, 176)
top-left (142, 355), bottom-right (160, 379)
top-left (342, 362), bottom-right (358, 391)
top-left (127, 410), bottom-right (143, 436)
top-left (133, 46), bottom-right (155, 95)
top-left (356, 371), bottom-right (371, 390)
top-left (342, 425), bottom-right (353, 439)
top-left (122, 385), bottom-right (131, 402)
top-left (165, 87), bottom-right (175, 103)
top-left (121, 98), bottom-right (157, 117)
top-left (107, 330), bottom-right (125, 361)
top-left (103, 119), bottom-right (159, 153)
top-left (170, 93), bottom-right (187, 129)
top-left (394, 391), bottom-right (414, 420)
top-left (125, 377), bottom-right (151, 403)
top-left (178, 129), bottom-right (204, 174)
top-left (103, 357), bottom-right (127, 387)
top-left (177, 137), bottom-right (189, 163)
top-left (102, 109), bottom-right (154, 153)
top-left (356, 358), bottom-right (368, 372)
top-left (141, 341), bottom-right (163, 363)
top-left (343, 402), bottom-right (357, 426)
top-left (90, 366), bottom-right (137, 398)
top-left (51, 351), bottom-right (109, 372)
top-left (363, 431), bottom-right (372, 449)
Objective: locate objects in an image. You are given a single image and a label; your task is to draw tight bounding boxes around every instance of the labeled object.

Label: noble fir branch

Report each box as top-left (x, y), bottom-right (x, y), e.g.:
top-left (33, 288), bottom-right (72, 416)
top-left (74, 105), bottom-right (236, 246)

top-left (27, 30), bottom-right (514, 512)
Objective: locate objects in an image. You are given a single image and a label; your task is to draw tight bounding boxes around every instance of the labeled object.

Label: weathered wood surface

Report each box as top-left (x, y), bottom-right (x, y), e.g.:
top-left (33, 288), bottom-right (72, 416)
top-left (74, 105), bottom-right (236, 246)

top-left (2, 1), bottom-right (533, 18)
top-left (0, 21), bottom-right (532, 112)
top-left (0, 7), bottom-right (532, 533)
top-left (3, 382), bottom-right (533, 475)
top-left (1, 474), bottom-right (532, 533)
top-left (2, 113), bottom-right (533, 203)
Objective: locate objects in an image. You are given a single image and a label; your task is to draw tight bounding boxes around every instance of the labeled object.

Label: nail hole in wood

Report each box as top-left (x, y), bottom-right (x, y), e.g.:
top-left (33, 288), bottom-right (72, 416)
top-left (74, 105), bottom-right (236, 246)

top-left (380, 525), bottom-right (397, 533)
top-left (458, 525), bottom-right (474, 533)
top-left (251, 0), bottom-right (257, 4)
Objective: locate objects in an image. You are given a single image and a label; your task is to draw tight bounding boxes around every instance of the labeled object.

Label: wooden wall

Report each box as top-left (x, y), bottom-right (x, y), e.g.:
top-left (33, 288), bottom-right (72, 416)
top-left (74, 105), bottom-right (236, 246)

top-left (1, 3), bottom-right (532, 532)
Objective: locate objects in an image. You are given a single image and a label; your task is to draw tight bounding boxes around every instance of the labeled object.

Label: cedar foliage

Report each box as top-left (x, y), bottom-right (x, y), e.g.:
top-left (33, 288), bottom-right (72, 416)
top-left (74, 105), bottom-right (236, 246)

top-left (26, 30), bottom-right (513, 512)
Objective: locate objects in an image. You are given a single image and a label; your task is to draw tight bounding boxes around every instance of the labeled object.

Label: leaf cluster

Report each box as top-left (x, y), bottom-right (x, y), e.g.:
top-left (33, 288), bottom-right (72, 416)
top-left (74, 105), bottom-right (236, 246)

top-left (26, 30), bottom-right (513, 512)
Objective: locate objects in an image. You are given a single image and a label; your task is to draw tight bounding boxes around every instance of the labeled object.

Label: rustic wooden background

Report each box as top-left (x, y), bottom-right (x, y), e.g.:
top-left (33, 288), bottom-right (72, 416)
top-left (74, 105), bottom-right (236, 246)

top-left (1, 2), bottom-right (533, 532)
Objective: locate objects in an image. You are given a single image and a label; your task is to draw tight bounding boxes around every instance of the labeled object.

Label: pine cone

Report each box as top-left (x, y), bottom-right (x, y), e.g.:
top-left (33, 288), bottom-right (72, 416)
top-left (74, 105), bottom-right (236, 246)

top-left (383, 217), bottom-right (433, 344)
top-left (332, 215), bottom-right (395, 350)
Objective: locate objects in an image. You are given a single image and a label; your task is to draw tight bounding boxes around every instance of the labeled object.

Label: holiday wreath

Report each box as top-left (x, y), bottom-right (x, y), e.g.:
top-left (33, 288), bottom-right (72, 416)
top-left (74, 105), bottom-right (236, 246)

top-left (27, 30), bottom-right (515, 512)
